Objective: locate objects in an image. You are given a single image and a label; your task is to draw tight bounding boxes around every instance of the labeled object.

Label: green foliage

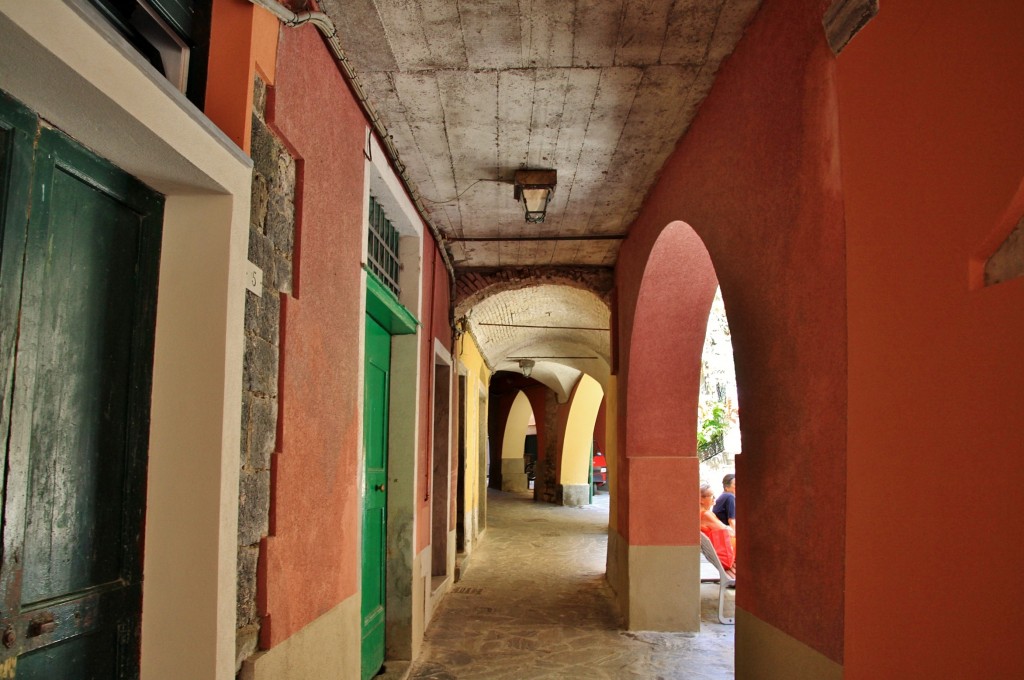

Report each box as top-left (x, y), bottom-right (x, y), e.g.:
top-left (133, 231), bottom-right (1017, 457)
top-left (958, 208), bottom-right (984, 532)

top-left (697, 401), bottom-right (728, 462)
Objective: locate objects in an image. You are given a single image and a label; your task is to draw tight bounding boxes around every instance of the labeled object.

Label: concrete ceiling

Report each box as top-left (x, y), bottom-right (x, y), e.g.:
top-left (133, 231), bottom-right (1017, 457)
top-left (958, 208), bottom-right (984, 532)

top-left (320, 0), bottom-right (760, 381)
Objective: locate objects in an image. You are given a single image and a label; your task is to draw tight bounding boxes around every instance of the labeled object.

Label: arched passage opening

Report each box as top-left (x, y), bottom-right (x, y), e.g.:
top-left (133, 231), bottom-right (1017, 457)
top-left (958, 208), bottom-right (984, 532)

top-left (499, 390), bottom-right (535, 493)
top-left (612, 220), bottom-right (719, 632)
top-left (697, 286), bottom-right (742, 497)
top-left (559, 374), bottom-right (605, 506)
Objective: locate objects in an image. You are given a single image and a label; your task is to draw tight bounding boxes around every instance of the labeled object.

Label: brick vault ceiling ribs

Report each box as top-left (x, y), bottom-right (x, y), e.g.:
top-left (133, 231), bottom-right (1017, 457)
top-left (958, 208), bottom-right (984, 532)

top-left (466, 284), bottom-right (611, 379)
top-left (321, 0), bottom-right (762, 270)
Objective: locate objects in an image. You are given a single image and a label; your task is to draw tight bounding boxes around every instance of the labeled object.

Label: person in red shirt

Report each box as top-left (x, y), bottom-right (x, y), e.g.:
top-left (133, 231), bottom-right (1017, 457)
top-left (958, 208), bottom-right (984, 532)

top-left (700, 482), bottom-right (736, 578)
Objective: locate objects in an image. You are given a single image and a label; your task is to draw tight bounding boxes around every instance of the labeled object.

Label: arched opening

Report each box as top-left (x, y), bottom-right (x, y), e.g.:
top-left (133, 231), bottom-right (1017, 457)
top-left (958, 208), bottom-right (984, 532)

top-left (499, 390), bottom-right (535, 493)
top-left (697, 285), bottom-right (741, 502)
top-left (559, 374), bottom-right (605, 506)
top-left (613, 220), bottom-right (719, 632)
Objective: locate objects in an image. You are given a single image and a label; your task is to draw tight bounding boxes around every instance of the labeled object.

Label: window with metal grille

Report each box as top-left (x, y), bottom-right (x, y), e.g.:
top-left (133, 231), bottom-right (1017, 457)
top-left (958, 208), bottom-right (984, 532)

top-left (367, 196), bottom-right (401, 297)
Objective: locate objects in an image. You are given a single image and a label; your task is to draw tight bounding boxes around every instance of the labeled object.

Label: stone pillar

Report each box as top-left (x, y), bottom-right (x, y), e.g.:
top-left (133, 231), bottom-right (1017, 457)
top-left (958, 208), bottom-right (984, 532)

top-left (561, 483), bottom-right (591, 507)
top-left (624, 456), bottom-right (701, 632)
top-left (536, 390), bottom-right (560, 503)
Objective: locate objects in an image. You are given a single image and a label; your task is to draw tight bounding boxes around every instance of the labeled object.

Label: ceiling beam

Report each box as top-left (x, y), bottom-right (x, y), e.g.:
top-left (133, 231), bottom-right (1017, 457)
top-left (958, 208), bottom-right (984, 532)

top-left (448, 235), bottom-right (626, 242)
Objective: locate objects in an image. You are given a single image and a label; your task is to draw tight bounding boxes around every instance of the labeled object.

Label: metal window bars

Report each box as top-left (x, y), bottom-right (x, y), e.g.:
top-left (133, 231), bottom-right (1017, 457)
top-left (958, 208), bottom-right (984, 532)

top-left (368, 196), bottom-right (401, 297)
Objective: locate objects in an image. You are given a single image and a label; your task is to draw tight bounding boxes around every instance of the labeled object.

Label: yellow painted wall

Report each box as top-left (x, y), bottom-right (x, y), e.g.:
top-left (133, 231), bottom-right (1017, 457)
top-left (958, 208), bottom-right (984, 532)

top-left (457, 332), bottom-right (490, 535)
top-left (501, 391), bottom-right (533, 460)
top-left (560, 374), bottom-right (604, 485)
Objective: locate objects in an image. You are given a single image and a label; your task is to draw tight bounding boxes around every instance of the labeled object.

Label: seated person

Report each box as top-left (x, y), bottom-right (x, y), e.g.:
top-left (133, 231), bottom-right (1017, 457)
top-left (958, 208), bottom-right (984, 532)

top-left (699, 482), bottom-right (736, 579)
top-left (713, 473), bottom-right (736, 530)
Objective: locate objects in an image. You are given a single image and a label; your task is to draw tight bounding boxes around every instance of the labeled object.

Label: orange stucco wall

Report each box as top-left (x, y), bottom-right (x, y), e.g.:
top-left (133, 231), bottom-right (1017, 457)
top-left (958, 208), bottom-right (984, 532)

top-left (838, 2), bottom-right (1024, 677)
top-left (615, 0), bottom-right (846, 664)
top-left (259, 24), bottom-right (367, 646)
top-left (205, 0), bottom-right (279, 152)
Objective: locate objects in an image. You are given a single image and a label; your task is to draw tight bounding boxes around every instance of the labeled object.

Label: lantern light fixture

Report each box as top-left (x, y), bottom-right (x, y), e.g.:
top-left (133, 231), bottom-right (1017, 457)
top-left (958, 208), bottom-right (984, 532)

top-left (518, 359), bottom-right (535, 378)
top-left (513, 169), bottom-right (557, 223)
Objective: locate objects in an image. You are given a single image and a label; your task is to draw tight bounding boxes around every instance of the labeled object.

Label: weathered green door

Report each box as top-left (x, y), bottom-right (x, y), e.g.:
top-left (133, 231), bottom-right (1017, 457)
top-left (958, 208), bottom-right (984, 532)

top-left (361, 316), bottom-right (390, 680)
top-left (0, 91), bottom-right (163, 679)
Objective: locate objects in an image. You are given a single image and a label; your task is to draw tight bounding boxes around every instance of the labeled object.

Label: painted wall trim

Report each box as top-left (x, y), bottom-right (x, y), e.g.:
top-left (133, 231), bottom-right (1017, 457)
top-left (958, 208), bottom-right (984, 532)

top-left (366, 267), bottom-right (419, 335)
top-left (385, 333), bottom-right (423, 662)
top-left (433, 336), bottom-right (453, 367)
top-left (736, 608), bottom-right (843, 680)
top-left (626, 544), bottom-right (701, 632)
top-left (68, 0), bottom-right (249, 164)
top-left (240, 594), bottom-right (360, 680)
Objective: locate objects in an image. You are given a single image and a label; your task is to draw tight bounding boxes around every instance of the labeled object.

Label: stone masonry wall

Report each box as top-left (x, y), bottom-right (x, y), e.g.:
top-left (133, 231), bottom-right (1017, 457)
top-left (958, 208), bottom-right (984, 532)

top-left (236, 76), bottom-right (296, 671)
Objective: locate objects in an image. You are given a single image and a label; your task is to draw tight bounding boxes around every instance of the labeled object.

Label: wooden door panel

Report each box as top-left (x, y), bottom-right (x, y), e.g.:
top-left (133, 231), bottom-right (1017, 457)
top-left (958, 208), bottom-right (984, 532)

top-left (361, 316), bottom-right (390, 680)
top-left (20, 164), bottom-right (142, 605)
top-left (16, 629), bottom-right (119, 680)
top-left (0, 94), bottom-right (35, 508)
top-left (0, 94), bottom-right (162, 678)
top-left (13, 584), bottom-right (139, 679)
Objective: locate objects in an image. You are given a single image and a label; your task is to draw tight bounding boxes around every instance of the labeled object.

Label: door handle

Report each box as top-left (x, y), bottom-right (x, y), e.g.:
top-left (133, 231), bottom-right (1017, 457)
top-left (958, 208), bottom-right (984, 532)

top-left (374, 483), bottom-right (386, 492)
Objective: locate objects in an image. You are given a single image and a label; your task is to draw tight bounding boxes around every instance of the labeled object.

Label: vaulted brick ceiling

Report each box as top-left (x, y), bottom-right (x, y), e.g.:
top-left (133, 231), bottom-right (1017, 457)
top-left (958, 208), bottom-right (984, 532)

top-left (322, 0), bottom-right (760, 374)
top-left (467, 284), bottom-right (610, 397)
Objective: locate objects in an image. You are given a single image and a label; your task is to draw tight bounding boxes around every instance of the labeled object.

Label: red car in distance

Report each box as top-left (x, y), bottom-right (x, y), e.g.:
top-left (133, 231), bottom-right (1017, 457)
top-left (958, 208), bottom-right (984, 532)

top-left (593, 452), bottom-right (608, 488)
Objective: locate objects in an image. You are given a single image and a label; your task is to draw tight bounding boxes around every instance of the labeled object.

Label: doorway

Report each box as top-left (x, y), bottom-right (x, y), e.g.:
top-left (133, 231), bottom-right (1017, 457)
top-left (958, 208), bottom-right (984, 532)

top-left (361, 314), bottom-right (391, 679)
top-left (0, 91), bottom-right (163, 678)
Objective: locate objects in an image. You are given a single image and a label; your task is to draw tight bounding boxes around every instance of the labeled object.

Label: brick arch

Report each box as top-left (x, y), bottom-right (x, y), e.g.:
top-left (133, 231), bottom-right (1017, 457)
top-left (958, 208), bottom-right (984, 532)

top-left (454, 266), bottom-right (614, 318)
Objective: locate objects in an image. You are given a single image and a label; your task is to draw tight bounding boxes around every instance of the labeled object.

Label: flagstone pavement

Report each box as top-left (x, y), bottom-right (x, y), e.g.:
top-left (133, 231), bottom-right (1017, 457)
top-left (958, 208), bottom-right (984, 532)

top-left (395, 488), bottom-right (735, 680)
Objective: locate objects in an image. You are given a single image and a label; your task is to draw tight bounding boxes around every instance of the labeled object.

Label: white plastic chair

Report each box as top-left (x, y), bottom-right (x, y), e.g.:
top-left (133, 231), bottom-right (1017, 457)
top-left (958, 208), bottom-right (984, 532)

top-left (699, 533), bottom-right (736, 625)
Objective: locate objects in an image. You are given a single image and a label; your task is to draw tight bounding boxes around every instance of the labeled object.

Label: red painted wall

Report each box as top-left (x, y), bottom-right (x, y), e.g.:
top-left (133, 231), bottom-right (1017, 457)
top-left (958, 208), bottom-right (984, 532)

top-left (260, 26), bottom-right (366, 645)
top-left (837, 2), bottom-right (1024, 677)
top-left (616, 0), bottom-right (846, 663)
top-left (618, 223), bottom-right (717, 546)
top-left (593, 398), bottom-right (606, 455)
top-left (416, 243), bottom-right (453, 553)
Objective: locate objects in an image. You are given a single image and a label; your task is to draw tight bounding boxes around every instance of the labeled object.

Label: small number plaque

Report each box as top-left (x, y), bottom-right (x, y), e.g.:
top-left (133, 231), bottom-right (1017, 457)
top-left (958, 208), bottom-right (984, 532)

top-left (245, 261), bottom-right (263, 297)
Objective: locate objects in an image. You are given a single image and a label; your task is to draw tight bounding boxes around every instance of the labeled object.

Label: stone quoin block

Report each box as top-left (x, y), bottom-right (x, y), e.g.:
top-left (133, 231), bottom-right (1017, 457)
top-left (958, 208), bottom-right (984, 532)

top-left (237, 468), bottom-right (271, 547)
top-left (243, 334), bottom-right (279, 398)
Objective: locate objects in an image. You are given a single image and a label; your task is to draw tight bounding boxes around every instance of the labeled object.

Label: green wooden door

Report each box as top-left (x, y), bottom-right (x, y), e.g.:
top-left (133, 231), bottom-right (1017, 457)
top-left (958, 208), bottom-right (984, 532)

top-left (361, 316), bottom-right (390, 680)
top-left (0, 91), bottom-right (163, 679)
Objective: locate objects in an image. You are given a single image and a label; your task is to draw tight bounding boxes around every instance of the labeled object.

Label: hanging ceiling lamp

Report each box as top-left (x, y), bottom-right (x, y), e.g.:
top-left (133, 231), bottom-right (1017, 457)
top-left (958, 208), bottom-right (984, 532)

top-left (513, 169), bottom-right (557, 223)
top-left (518, 359), bottom-right (535, 378)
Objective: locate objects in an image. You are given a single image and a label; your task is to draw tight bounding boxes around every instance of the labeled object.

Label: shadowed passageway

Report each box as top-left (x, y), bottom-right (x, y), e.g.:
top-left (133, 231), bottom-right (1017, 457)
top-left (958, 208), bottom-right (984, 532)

top-left (408, 490), bottom-right (734, 679)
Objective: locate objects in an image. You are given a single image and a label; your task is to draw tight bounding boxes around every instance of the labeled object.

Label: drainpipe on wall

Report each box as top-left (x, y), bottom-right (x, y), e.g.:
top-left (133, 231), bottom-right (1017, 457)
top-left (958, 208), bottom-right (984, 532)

top-left (246, 0), bottom-right (457, 295)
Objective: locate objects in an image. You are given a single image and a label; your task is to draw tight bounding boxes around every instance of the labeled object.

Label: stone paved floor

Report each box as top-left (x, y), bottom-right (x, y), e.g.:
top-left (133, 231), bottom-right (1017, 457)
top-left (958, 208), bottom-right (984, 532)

top-left (405, 489), bottom-right (734, 679)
